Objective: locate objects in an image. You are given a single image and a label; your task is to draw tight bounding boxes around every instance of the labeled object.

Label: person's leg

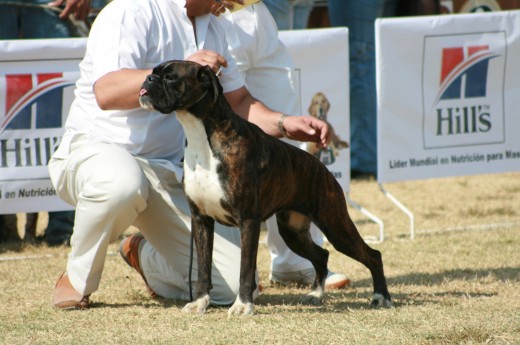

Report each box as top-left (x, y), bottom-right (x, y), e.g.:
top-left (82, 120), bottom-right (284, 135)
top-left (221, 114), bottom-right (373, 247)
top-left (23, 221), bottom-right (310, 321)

top-left (328, 0), bottom-right (397, 176)
top-left (49, 140), bottom-right (149, 300)
top-left (292, 0), bottom-right (316, 29)
top-left (45, 211), bottom-right (74, 246)
top-left (0, 214), bottom-right (19, 242)
top-left (130, 159), bottom-right (243, 305)
top-left (262, 0), bottom-right (291, 30)
top-left (0, 216), bottom-right (6, 242)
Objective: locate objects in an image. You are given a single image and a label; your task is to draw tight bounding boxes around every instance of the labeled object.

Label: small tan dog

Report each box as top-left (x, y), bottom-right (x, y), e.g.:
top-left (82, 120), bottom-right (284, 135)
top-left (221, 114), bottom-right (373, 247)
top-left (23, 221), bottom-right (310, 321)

top-left (306, 92), bottom-right (349, 158)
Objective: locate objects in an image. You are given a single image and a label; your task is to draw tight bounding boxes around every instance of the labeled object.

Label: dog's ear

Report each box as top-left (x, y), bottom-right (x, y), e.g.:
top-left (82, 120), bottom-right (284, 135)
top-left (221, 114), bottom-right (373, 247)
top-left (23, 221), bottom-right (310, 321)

top-left (324, 94), bottom-right (330, 112)
top-left (198, 66), bottom-right (221, 104)
top-left (308, 93), bottom-right (319, 115)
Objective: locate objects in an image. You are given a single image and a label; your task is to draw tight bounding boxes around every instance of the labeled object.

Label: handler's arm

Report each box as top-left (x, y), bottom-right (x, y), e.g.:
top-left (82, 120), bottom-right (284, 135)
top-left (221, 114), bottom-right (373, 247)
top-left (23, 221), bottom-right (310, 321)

top-left (93, 50), bottom-right (225, 111)
top-left (93, 68), bottom-right (152, 110)
top-left (225, 86), bottom-right (329, 147)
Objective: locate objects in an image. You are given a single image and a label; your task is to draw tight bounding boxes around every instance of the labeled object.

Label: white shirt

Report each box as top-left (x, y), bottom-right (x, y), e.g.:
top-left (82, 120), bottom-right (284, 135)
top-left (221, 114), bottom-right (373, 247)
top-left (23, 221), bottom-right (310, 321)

top-left (219, 4), bottom-right (299, 115)
top-left (55, 0), bottom-right (244, 179)
top-left (221, 4), bottom-right (285, 73)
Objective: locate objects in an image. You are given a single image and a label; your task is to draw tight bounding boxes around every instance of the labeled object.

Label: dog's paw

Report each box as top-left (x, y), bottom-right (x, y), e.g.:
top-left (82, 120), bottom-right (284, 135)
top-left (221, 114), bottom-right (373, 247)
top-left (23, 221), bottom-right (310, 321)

top-left (370, 293), bottom-right (393, 308)
top-left (301, 290), bottom-right (324, 306)
top-left (227, 297), bottom-right (254, 317)
top-left (181, 295), bottom-right (210, 315)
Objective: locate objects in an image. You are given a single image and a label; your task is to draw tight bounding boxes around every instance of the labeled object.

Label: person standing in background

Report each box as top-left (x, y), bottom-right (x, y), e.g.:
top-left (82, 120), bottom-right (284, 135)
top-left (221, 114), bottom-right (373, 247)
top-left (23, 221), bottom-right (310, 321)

top-left (327, 0), bottom-right (399, 178)
top-left (0, 0), bottom-right (107, 246)
top-left (263, 0), bottom-right (316, 30)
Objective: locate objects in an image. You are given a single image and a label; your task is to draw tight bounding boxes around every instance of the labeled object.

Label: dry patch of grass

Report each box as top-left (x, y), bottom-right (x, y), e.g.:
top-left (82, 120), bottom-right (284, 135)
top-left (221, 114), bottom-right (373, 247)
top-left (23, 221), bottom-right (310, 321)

top-left (1, 172), bottom-right (519, 344)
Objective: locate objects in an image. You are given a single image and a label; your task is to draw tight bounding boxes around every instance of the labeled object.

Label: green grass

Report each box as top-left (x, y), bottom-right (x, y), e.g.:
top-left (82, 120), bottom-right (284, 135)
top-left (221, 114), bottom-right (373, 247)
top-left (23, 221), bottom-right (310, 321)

top-left (1, 172), bottom-right (519, 344)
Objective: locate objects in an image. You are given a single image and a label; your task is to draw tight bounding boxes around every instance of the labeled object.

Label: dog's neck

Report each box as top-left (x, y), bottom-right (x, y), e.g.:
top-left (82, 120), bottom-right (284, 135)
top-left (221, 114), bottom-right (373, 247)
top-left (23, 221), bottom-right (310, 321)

top-left (187, 91), bottom-right (236, 124)
top-left (183, 90), bottom-right (208, 110)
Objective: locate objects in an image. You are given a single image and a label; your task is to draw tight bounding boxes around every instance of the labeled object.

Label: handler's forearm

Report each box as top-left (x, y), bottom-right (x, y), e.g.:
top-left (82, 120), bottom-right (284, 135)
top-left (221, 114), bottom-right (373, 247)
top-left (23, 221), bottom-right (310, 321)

top-left (226, 87), bottom-right (283, 138)
top-left (94, 68), bottom-right (152, 110)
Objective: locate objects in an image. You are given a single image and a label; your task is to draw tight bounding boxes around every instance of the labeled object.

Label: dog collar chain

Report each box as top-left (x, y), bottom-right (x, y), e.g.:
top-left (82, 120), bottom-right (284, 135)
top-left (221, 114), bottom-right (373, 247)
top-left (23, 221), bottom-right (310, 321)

top-left (184, 90), bottom-right (208, 110)
top-left (278, 114), bottom-right (289, 138)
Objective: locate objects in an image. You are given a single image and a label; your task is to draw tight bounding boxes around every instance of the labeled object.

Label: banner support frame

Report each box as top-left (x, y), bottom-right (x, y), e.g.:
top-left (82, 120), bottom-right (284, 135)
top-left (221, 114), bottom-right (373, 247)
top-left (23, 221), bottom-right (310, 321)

top-left (345, 193), bottom-right (385, 243)
top-left (378, 183), bottom-right (415, 240)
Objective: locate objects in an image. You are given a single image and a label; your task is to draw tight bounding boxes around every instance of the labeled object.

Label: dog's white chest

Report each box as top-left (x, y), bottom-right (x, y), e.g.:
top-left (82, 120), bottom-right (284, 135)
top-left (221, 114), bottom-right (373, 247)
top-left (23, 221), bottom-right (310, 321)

top-left (177, 111), bottom-right (230, 221)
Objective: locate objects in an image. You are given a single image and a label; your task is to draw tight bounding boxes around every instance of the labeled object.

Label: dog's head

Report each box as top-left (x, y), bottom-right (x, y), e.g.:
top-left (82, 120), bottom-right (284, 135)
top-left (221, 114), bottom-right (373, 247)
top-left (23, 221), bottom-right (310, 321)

top-left (139, 60), bottom-right (221, 114)
top-left (308, 92), bottom-right (330, 121)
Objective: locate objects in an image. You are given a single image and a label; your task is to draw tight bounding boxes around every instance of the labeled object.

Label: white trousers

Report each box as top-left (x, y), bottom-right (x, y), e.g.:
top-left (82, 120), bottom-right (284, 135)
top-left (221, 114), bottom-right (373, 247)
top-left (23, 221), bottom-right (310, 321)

top-left (49, 136), bottom-right (241, 305)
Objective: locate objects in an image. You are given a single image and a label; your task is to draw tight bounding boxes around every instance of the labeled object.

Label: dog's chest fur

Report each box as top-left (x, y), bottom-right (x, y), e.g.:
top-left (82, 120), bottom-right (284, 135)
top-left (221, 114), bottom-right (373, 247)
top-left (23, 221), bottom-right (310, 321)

top-left (177, 110), bottom-right (231, 222)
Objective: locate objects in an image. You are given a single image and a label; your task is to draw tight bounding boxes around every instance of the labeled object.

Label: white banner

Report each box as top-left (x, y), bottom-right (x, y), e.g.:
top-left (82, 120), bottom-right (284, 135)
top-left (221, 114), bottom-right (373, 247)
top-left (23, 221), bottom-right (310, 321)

top-left (0, 38), bottom-right (84, 213)
top-left (376, 11), bottom-right (520, 183)
top-left (281, 28), bottom-right (350, 191)
top-left (0, 29), bottom-right (350, 214)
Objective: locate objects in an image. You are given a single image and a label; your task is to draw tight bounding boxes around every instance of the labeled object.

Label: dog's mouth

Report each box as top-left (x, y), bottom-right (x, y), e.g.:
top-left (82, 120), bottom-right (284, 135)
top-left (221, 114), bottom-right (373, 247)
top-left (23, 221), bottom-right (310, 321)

top-left (139, 88), bottom-right (156, 111)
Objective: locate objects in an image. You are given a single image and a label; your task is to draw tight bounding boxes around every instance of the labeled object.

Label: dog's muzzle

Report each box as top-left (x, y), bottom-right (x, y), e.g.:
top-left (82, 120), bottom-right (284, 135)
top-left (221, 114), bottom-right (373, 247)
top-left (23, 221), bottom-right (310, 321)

top-left (139, 88), bottom-right (156, 111)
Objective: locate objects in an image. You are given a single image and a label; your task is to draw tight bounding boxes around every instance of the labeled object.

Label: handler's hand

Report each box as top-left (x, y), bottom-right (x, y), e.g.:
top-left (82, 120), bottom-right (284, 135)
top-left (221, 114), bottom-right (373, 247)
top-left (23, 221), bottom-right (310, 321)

top-left (210, 0), bottom-right (245, 16)
top-left (187, 50), bottom-right (228, 76)
top-left (48, 0), bottom-right (91, 19)
top-left (283, 116), bottom-right (330, 148)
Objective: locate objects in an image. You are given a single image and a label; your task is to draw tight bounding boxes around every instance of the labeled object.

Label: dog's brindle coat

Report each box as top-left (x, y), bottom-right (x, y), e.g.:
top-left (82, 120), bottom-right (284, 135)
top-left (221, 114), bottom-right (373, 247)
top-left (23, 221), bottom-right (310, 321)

top-left (139, 60), bottom-right (392, 316)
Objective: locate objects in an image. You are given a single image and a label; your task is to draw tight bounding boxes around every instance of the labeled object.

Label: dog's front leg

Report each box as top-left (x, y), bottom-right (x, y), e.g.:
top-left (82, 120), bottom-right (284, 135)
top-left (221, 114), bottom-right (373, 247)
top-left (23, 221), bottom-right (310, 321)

top-left (182, 207), bottom-right (215, 315)
top-left (228, 219), bottom-right (261, 317)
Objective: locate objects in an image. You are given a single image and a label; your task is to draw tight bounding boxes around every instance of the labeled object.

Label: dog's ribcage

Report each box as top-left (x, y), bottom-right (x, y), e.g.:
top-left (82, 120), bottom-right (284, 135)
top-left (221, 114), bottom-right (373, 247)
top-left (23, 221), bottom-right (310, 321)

top-left (176, 110), bottom-right (231, 221)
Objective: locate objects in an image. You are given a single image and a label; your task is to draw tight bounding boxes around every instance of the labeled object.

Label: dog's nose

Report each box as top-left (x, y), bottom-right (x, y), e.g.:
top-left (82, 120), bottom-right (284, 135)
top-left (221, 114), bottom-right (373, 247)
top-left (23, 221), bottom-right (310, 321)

top-left (146, 74), bottom-right (159, 82)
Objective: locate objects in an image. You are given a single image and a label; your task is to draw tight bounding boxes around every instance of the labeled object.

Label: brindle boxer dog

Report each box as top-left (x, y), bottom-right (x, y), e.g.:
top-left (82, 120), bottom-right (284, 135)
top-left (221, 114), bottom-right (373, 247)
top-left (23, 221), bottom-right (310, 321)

top-left (139, 60), bottom-right (392, 316)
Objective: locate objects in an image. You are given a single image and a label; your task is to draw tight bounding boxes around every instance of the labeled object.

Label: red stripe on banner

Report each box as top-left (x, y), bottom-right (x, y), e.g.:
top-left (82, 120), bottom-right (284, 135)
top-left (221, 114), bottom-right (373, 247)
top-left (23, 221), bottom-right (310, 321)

top-left (468, 45), bottom-right (489, 56)
top-left (37, 73), bottom-right (62, 84)
top-left (6, 74), bottom-right (32, 113)
top-left (440, 47), bottom-right (463, 84)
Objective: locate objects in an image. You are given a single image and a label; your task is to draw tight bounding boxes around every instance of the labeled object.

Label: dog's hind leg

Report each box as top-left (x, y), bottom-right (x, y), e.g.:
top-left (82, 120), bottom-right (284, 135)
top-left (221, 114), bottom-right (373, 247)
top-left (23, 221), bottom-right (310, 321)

top-left (275, 211), bottom-right (329, 305)
top-left (317, 209), bottom-right (392, 308)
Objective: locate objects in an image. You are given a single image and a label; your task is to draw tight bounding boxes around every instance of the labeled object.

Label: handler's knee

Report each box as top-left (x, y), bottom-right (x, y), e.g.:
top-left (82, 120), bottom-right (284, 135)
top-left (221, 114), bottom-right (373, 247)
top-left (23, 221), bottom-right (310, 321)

top-left (83, 164), bottom-right (148, 214)
top-left (74, 146), bottom-right (149, 218)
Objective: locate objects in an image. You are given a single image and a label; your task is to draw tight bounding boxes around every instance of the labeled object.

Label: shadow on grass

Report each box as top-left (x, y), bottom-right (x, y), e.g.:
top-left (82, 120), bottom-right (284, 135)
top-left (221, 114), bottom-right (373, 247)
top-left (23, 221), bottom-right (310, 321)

top-left (0, 238), bottom-right (54, 255)
top-left (89, 297), bottom-right (187, 309)
top-left (87, 265), bottom-right (519, 312)
top-left (253, 290), bottom-right (374, 312)
top-left (249, 265), bottom-right (519, 312)
top-left (0, 241), bottom-right (32, 254)
top-left (385, 266), bottom-right (518, 286)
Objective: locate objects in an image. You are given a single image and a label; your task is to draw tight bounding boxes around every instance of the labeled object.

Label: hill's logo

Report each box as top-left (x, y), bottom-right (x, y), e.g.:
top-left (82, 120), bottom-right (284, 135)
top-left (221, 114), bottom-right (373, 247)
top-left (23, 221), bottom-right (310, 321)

top-left (1, 73), bottom-right (74, 133)
top-left (422, 32), bottom-right (506, 149)
top-left (434, 46), bottom-right (498, 104)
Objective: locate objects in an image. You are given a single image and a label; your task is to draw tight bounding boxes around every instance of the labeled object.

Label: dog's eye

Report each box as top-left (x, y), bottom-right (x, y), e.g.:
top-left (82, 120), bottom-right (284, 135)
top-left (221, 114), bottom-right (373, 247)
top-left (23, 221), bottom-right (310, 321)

top-left (164, 74), bottom-right (176, 82)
